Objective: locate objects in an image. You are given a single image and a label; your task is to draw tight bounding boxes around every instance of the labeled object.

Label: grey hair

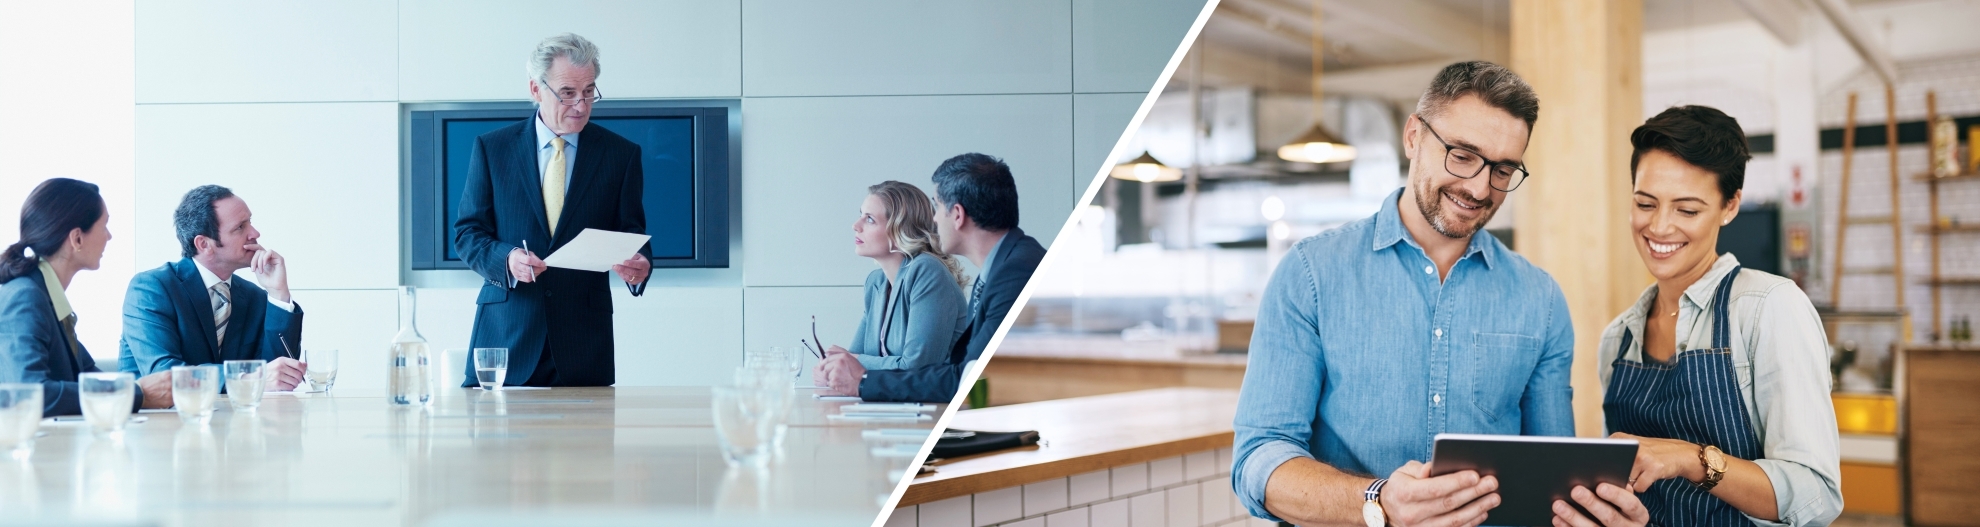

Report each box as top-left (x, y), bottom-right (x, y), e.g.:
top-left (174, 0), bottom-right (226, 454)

top-left (526, 33), bottom-right (602, 85)
top-left (1414, 61), bottom-right (1539, 130)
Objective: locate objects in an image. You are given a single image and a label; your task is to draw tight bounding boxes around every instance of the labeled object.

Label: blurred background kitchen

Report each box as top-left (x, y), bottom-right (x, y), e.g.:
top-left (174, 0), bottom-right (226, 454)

top-left (978, 1), bottom-right (1980, 526)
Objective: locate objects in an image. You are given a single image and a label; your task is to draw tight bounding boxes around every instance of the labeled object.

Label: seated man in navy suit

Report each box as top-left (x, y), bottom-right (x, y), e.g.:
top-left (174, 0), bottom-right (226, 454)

top-left (119, 185), bottom-right (307, 390)
top-left (815, 153), bottom-right (1045, 402)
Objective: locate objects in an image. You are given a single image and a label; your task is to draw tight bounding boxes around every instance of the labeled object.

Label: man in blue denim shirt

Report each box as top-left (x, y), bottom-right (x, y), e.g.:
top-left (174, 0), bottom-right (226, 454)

top-left (1231, 61), bottom-right (1576, 527)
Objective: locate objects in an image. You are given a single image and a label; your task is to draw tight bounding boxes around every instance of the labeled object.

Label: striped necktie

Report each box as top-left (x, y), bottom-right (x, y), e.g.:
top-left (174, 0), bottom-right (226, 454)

top-left (969, 276), bottom-right (986, 314)
top-left (211, 281), bottom-right (231, 345)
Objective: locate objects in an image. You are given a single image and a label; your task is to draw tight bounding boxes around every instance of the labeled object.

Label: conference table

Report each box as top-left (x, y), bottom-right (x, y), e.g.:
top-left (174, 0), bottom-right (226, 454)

top-left (1, 386), bottom-right (939, 527)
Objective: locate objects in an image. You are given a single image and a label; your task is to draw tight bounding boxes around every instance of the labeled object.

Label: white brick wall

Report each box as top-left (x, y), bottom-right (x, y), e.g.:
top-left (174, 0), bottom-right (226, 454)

top-left (1805, 55), bottom-right (1980, 347)
top-left (887, 447), bottom-right (1271, 527)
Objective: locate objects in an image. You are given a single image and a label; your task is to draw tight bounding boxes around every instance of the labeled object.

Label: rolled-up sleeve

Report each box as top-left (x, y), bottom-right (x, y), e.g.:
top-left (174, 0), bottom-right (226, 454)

top-left (1231, 247), bottom-right (1325, 522)
top-left (1744, 284), bottom-right (1843, 527)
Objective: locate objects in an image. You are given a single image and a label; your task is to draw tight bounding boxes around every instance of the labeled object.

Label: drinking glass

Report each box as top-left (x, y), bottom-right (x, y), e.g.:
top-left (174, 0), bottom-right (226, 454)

top-left (303, 349), bottom-right (338, 393)
top-left (171, 365), bottom-right (220, 424)
top-left (778, 346), bottom-right (803, 380)
top-left (473, 348), bottom-right (509, 390)
top-left (710, 386), bottom-right (775, 468)
top-left (731, 367), bottom-right (794, 450)
top-left (78, 372), bottom-right (134, 438)
top-left (0, 384), bottom-right (43, 460)
top-left (222, 360), bottom-right (265, 411)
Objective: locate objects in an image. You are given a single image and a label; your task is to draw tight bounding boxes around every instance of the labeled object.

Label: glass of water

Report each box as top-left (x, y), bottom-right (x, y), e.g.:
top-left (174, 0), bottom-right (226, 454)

top-left (710, 386), bottom-right (776, 468)
top-left (222, 360), bottom-right (265, 411)
top-left (171, 365), bottom-right (220, 424)
top-left (473, 348), bottom-right (508, 390)
top-left (0, 384), bottom-right (43, 460)
top-left (303, 349), bottom-right (338, 393)
top-left (78, 372), bottom-right (134, 438)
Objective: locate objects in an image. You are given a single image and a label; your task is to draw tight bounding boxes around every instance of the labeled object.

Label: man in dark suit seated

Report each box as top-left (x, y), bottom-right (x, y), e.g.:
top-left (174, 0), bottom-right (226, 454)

top-left (452, 33), bottom-right (652, 387)
top-left (119, 185), bottom-right (307, 390)
top-left (816, 153), bottom-right (1045, 402)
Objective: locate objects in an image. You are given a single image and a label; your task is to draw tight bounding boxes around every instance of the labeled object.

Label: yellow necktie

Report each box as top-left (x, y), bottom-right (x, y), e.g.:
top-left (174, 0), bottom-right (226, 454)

top-left (545, 136), bottom-right (567, 234)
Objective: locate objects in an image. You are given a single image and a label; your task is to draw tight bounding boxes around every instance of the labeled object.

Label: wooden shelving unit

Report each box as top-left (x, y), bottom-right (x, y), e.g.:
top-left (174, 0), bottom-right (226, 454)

top-left (1920, 90), bottom-right (1980, 340)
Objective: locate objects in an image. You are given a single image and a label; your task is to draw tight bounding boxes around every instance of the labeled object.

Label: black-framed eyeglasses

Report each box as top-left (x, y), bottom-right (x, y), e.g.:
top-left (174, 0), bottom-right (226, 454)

top-left (1416, 115), bottom-right (1530, 192)
top-left (538, 78), bottom-right (602, 106)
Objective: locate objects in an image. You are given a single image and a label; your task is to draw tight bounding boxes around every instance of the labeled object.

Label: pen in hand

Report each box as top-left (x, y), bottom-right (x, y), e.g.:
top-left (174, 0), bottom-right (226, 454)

top-left (523, 240), bottom-right (538, 283)
top-left (279, 335), bottom-right (295, 360)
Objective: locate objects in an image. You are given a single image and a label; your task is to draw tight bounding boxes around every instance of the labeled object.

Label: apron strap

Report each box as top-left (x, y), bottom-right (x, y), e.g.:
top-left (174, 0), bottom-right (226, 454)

top-left (1709, 266), bottom-right (1743, 350)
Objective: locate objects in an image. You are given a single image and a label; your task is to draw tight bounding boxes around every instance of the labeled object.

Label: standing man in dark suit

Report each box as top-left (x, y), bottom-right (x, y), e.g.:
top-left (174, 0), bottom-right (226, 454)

top-left (120, 185), bottom-right (308, 391)
top-left (453, 33), bottom-right (652, 387)
top-left (816, 153), bottom-right (1045, 402)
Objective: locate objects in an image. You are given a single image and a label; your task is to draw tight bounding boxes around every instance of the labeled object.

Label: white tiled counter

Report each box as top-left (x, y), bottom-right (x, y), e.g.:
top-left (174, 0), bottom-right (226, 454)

top-left (888, 388), bottom-right (1269, 527)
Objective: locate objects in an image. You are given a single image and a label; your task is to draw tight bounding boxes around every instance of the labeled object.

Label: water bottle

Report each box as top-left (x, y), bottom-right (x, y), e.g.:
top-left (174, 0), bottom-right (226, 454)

top-left (388, 286), bottom-right (432, 406)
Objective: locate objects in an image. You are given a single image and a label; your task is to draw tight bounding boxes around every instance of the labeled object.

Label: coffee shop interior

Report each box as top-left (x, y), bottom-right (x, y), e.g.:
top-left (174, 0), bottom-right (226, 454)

top-left (899, 1), bottom-right (1980, 527)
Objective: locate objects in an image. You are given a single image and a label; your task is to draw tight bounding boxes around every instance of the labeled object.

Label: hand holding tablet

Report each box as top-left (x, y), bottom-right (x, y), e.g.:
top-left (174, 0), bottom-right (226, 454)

top-left (1426, 434), bottom-right (1640, 526)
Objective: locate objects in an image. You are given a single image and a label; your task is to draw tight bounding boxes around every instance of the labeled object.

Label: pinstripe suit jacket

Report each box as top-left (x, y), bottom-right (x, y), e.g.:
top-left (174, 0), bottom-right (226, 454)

top-left (452, 118), bottom-right (650, 387)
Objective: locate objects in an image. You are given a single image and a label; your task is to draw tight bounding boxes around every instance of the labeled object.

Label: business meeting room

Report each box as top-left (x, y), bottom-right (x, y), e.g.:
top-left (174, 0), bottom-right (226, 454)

top-left (0, 1), bottom-right (1210, 526)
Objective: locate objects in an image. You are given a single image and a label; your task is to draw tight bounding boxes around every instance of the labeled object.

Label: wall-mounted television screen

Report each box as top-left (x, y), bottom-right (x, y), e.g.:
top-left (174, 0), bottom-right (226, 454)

top-left (405, 100), bottom-right (736, 270)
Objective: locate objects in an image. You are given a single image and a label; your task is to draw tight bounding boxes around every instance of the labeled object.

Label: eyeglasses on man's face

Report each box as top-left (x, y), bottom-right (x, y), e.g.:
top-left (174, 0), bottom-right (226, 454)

top-left (538, 79), bottom-right (602, 106)
top-left (1416, 115), bottom-right (1531, 193)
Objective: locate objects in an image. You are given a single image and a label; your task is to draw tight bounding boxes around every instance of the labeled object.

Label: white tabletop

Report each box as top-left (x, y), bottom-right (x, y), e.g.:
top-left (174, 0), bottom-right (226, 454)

top-left (1, 386), bottom-right (938, 527)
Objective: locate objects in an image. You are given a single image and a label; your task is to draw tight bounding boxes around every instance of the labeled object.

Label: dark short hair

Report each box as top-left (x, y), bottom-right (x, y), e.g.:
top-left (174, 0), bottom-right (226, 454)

top-left (929, 153), bottom-right (1019, 231)
top-left (0, 178), bottom-right (105, 282)
top-left (1416, 60), bottom-right (1540, 131)
top-left (174, 185), bottom-right (236, 258)
top-left (1629, 105), bottom-right (1750, 202)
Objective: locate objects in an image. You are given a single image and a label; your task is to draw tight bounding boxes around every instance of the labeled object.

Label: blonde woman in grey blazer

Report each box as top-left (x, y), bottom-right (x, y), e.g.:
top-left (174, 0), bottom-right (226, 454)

top-left (824, 181), bottom-right (968, 372)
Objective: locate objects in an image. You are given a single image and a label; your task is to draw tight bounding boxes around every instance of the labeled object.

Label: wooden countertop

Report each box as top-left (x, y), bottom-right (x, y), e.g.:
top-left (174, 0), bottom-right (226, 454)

top-left (899, 387), bottom-right (1240, 506)
top-left (991, 334), bottom-right (1250, 369)
top-left (6, 387), bottom-right (935, 527)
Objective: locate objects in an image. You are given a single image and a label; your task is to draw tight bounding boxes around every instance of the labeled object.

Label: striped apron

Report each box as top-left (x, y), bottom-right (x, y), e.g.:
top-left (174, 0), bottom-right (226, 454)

top-left (1603, 266), bottom-right (1761, 527)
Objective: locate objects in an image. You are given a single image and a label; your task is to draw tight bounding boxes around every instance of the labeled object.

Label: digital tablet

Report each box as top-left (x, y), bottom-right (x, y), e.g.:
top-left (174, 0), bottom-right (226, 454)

top-left (1427, 433), bottom-right (1638, 526)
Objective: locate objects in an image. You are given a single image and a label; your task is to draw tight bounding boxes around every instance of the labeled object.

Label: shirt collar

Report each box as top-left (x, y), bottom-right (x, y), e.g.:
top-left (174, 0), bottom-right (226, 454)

top-left (1370, 187), bottom-right (1499, 270)
top-left (35, 259), bottom-right (71, 320)
top-left (1679, 253), bottom-right (1742, 311)
top-left (534, 113), bottom-right (580, 151)
top-left (191, 258), bottom-right (228, 291)
top-left (977, 231), bottom-right (1009, 283)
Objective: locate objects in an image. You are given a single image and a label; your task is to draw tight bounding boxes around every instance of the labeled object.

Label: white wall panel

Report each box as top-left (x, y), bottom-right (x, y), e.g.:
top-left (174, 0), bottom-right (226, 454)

top-left (611, 286), bottom-right (744, 386)
top-left (288, 289), bottom-right (397, 394)
top-left (1073, 0), bottom-right (1202, 94)
top-left (741, 95), bottom-right (1074, 287)
top-left (1074, 93), bottom-right (1147, 201)
top-left (134, 103), bottom-right (399, 290)
top-left (742, 0), bottom-right (1072, 97)
top-left (397, 0), bottom-right (742, 101)
top-left (136, 0), bottom-right (397, 104)
top-left (741, 286), bottom-right (865, 387)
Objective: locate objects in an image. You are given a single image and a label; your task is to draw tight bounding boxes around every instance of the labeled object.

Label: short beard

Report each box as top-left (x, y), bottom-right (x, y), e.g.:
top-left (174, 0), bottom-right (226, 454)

top-left (1411, 177), bottom-right (1496, 239)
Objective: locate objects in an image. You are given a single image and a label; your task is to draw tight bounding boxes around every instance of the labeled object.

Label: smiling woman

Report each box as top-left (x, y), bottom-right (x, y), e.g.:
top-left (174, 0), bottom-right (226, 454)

top-left (1573, 105), bottom-right (1843, 527)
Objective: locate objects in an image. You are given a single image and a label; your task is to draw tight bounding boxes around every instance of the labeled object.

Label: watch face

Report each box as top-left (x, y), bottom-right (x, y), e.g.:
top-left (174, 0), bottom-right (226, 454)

top-left (1705, 446), bottom-right (1728, 471)
top-left (1363, 500), bottom-right (1386, 527)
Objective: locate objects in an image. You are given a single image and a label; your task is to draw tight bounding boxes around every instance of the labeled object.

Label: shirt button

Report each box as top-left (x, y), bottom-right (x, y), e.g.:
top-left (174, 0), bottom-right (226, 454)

top-left (1432, 394), bottom-right (1443, 405)
top-left (1423, 265), bottom-right (1434, 275)
top-left (1434, 328), bottom-right (1443, 338)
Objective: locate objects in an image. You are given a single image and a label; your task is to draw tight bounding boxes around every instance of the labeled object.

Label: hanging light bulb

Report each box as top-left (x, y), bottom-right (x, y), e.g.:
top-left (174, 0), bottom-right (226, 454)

top-left (1110, 151), bottom-right (1182, 182)
top-left (1278, 0), bottom-right (1356, 164)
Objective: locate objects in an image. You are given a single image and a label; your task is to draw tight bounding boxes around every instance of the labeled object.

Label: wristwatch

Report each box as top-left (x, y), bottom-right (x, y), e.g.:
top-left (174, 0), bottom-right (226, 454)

top-left (1696, 444), bottom-right (1727, 491)
top-left (1362, 478), bottom-right (1389, 527)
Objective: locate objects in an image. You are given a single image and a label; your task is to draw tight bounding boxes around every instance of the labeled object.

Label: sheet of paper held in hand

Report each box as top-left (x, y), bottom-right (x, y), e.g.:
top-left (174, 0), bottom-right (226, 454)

top-left (542, 229), bottom-right (652, 272)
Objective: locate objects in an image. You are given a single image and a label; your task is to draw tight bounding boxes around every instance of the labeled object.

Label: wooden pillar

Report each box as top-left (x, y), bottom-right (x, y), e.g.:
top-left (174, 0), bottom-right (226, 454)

top-left (1510, 0), bottom-right (1650, 438)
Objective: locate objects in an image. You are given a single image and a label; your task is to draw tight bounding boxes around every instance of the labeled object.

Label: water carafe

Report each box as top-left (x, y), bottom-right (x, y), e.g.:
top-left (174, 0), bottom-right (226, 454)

top-left (388, 285), bottom-right (432, 406)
